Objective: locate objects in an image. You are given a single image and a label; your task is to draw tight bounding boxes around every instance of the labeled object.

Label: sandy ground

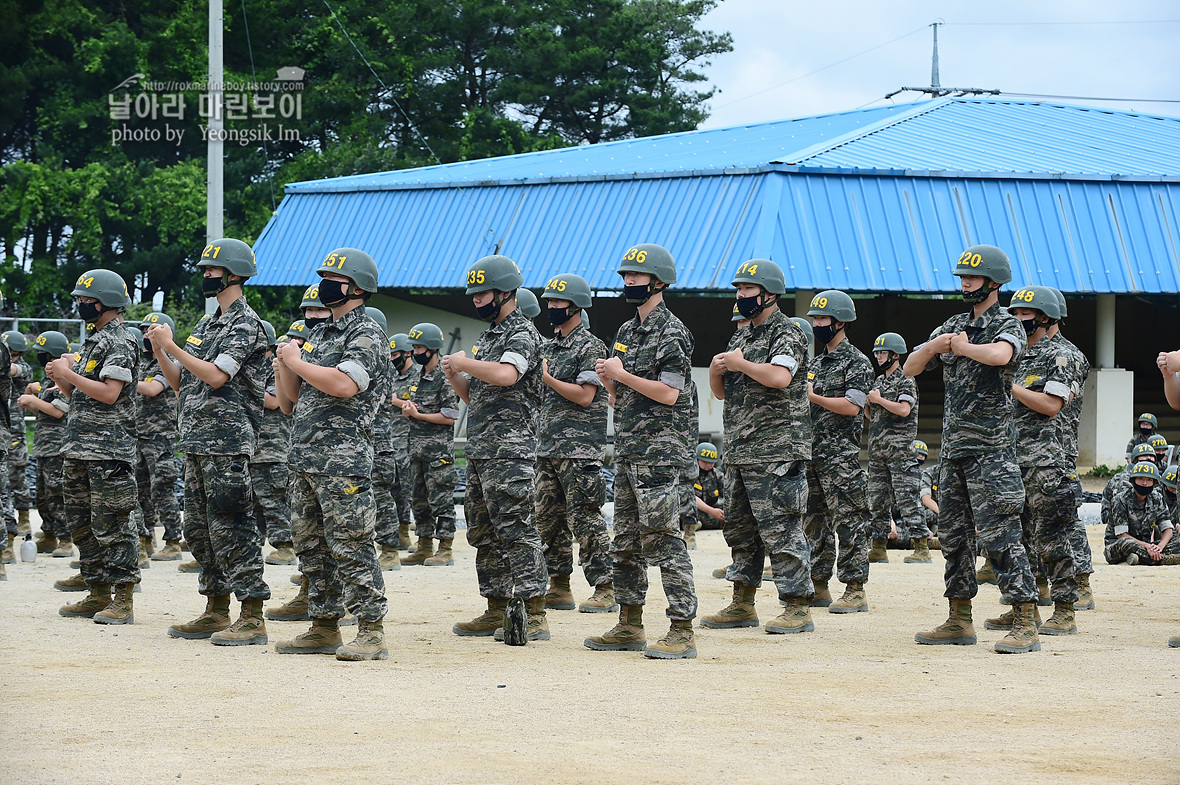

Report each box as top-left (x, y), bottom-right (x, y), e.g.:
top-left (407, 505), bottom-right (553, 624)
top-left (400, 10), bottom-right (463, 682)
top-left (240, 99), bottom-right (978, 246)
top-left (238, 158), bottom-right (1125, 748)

top-left (2, 506), bottom-right (1178, 785)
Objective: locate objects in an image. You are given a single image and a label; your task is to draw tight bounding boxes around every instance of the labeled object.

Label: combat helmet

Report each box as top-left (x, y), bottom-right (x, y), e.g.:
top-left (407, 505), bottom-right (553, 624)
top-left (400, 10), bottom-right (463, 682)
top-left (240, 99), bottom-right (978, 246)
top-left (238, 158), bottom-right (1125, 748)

top-left (697, 442), bottom-right (720, 462)
top-left (71, 269), bottom-right (132, 308)
top-left (389, 333), bottom-right (413, 353)
top-left (617, 244), bottom-right (676, 306)
top-left (953, 244), bottom-right (1011, 284)
top-left (541, 274), bottom-right (593, 309)
top-left (365, 306), bottom-right (389, 337)
top-left (465, 255), bottom-right (523, 295)
top-left (317, 247), bottom-right (379, 293)
top-left (807, 290), bottom-right (856, 322)
top-left (873, 332), bottom-right (907, 355)
top-left (516, 289), bottom-right (541, 319)
top-left (33, 330), bottom-right (70, 360)
top-left (407, 322), bottom-right (445, 351)
top-left (2, 330), bottom-right (27, 354)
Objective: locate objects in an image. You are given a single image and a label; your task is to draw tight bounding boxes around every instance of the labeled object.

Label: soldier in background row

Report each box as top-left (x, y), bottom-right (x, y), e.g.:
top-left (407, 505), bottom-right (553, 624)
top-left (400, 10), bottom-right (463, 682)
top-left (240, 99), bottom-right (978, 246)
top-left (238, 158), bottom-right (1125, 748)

top-left (135, 312), bottom-right (184, 563)
top-left (387, 332), bottom-right (419, 550)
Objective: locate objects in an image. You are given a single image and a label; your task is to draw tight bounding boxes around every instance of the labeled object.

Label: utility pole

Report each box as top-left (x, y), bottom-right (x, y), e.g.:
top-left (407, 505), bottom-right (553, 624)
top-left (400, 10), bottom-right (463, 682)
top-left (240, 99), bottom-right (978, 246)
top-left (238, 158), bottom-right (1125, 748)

top-left (930, 21), bottom-right (941, 92)
top-left (884, 21), bottom-right (999, 101)
top-left (206, 0), bottom-right (224, 315)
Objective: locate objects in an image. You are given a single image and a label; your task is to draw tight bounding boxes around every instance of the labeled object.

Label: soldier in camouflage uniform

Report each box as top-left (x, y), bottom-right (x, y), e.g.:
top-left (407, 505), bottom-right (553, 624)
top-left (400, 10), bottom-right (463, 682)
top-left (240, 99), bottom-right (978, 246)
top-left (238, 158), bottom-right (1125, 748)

top-left (252, 320), bottom-right (296, 566)
top-left (677, 383), bottom-right (701, 549)
top-left (0, 309), bottom-right (9, 577)
top-left (998, 286), bottom-right (1079, 636)
top-left (400, 322), bottom-right (459, 567)
top-left (1103, 463), bottom-right (1180, 565)
top-left (583, 243), bottom-right (698, 660)
top-left (47, 269), bottom-right (141, 623)
top-left (387, 333), bottom-right (419, 549)
top-left (916, 441), bottom-right (941, 541)
top-left (702, 259), bottom-right (815, 635)
top-left (1162, 465), bottom-right (1179, 521)
top-left (273, 248), bottom-right (390, 661)
top-left (694, 442), bottom-right (724, 531)
top-left (444, 255), bottom-right (549, 643)
top-left (805, 289), bottom-right (874, 613)
top-left (4, 331), bottom-right (33, 539)
top-left (1126, 413), bottom-right (1158, 461)
top-left (151, 238), bottom-right (271, 646)
top-left (865, 332), bottom-right (929, 564)
top-left (363, 306), bottom-right (403, 571)
top-left (18, 332), bottom-right (73, 557)
top-left (533, 274), bottom-right (615, 613)
top-left (908, 244), bottom-right (1040, 653)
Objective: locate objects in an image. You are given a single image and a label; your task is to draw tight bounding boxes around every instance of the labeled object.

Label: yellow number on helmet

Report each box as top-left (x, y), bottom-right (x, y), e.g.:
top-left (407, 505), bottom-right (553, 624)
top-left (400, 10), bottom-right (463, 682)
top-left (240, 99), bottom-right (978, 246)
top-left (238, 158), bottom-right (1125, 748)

top-left (747, 264), bottom-right (757, 274)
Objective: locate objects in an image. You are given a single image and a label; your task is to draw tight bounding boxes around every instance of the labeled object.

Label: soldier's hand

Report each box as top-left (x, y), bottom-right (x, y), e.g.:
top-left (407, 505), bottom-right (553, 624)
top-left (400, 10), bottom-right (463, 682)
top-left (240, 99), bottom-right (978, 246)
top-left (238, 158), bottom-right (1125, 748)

top-left (25, 382), bottom-right (40, 395)
top-left (948, 331), bottom-right (970, 356)
top-left (541, 358), bottom-right (551, 380)
top-left (599, 356), bottom-right (625, 381)
top-left (710, 507), bottom-right (725, 522)
top-left (710, 354), bottom-right (727, 374)
top-left (401, 400), bottom-right (418, 419)
top-left (442, 351), bottom-right (466, 375)
top-left (144, 323), bottom-right (174, 348)
top-left (928, 333), bottom-right (954, 354)
top-left (46, 355), bottom-right (74, 380)
top-left (1165, 350), bottom-right (1180, 374)
top-left (275, 341), bottom-right (301, 366)
top-left (17, 393), bottom-right (35, 410)
top-left (866, 389), bottom-right (882, 405)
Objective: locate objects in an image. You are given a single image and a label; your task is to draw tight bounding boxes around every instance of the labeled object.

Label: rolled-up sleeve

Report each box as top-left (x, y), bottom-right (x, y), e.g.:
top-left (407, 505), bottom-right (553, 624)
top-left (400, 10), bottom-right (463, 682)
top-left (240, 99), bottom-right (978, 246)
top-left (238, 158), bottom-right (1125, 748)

top-left (658, 371), bottom-right (686, 390)
top-left (440, 406), bottom-right (461, 419)
top-left (500, 350), bottom-right (529, 376)
top-left (1044, 380), bottom-right (1070, 400)
top-left (212, 353), bottom-right (241, 379)
top-left (52, 398), bottom-right (70, 413)
top-left (99, 363), bottom-right (133, 383)
top-left (576, 370), bottom-right (604, 387)
top-left (771, 354), bottom-right (798, 374)
top-left (845, 388), bottom-right (867, 408)
top-left (336, 360), bottom-right (371, 393)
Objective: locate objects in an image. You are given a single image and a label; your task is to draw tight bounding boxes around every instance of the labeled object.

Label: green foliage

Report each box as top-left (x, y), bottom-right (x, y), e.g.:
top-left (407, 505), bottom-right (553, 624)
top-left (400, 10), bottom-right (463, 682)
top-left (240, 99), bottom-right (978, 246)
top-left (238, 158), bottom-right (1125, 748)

top-left (1087, 464), bottom-right (1120, 478)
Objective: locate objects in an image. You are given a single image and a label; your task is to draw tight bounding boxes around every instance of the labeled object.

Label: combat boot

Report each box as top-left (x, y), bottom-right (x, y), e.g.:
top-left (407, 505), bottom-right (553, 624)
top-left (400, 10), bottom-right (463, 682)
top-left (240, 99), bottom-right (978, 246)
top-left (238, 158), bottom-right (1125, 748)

top-left (211, 598), bottom-right (268, 646)
top-left (2, 533), bottom-right (14, 563)
top-left (994, 602), bottom-right (1041, 653)
top-left (711, 565), bottom-right (730, 579)
top-left (401, 537), bottom-right (433, 566)
top-left (289, 572), bottom-right (303, 585)
top-left (545, 574), bottom-right (576, 610)
top-left (138, 536), bottom-right (151, 568)
top-left (984, 603), bottom-right (1041, 630)
top-left (579, 582), bottom-right (619, 613)
top-left (167, 595), bottom-right (231, 639)
top-left (644, 619), bottom-right (696, 659)
top-left (151, 540), bottom-right (182, 561)
top-left (59, 584), bottom-right (112, 618)
top-left (829, 582), bottom-right (868, 613)
top-left (496, 596), bottom-right (551, 641)
top-left (266, 575), bottom-right (310, 621)
top-left (1036, 576), bottom-right (1052, 606)
top-left (94, 584), bottom-right (134, 625)
top-left (1039, 601), bottom-right (1077, 636)
top-left (765, 596), bottom-right (814, 634)
top-left (378, 543), bottom-right (401, 571)
top-left (36, 533), bottom-right (59, 554)
top-left (54, 573), bottom-right (88, 592)
top-left (1074, 573), bottom-right (1095, 610)
top-left (701, 583), bottom-right (759, 628)
top-left (1161, 553), bottom-right (1180, 566)
top-left (398, 523), bottom-right (412, 550)
top-left (928, 536), bottom-right (941, 550)
top-left (810, 579), bottom-right (833, 607)
top-left (914, 599), bottom-right (977, 645)
top-left (584, 604), bottom-right (645, 651)
top-left (453, 597), bottom-right (509, 636)
top-left (424, 538), bottom-right (454, 566)
top-left (17, 509), bottom-right (30, 534)
top-left (904, 536), bottom-right (932, 564)
top-left (275, 618), bottom-right (342, 655)
top-left (976, 557), bottom-right (997, 584)
top-left (868, 539), bottom-right (889, 563)
top-left (177, 559), bottom-right (201, 573)
top-left (265, 544), bottom-right (297, 565)
top-left (1170, 633), bottom-right (1180, 648)
top-left (52, 538), bottom-right (74, 558)
top-left (336, 618), bottom-right (388, 661)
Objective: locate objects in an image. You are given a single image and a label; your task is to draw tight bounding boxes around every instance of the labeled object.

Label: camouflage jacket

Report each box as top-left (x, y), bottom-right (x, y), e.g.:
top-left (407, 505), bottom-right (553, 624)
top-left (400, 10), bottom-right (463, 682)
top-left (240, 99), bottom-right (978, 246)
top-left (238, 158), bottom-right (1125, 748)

top-left (610, 301), bottom-right (694, 465)
top-left (1012, 333), bottom-right (1073, 469)
top-left (867, 367), bottom-right (918, 460)
top-left (0, 341), bottom-right (10, 433)
top-left (1056, 333), bottom-right (1088, 466)
top-left (922, 302), bottom-right (1026, 459)
top-left (9, 356), bottom-right (30, 436)
top-left (920, 460), bottom-right (941, 503)
top-left (721, 309), bottom-right (811, 464)
top-left (291, 306), bottom-right (390, 477)
top-left (177, 297), bottom-right (267, 457)
top-left (253, 367), bottom-right (292, 464)
top-left (408, 368), bottom-right (459, 456)
top-left (694, 464), bottom-right (723, 508)
top-left (136, 355), bottom-right (178, 440)
top-left (1125, 432), bottom-right (1151, 461)
top-left (536, 322), bottom-right (608, 461)
top-left (1104, 483), bottom-right (1173, 546)
top-left (678, 381), bottom-right (700, 479)
top-left (32, 384), bottom-right (70, 458)
top-left (64, 319), bottom-right (138, 462)
top-left (388, 364), bottom-right (419, 457)
top-left (807, 338), bottom-right (872, 461)
top-left (465, 309), bottom-right (542, 461)
top-left (372, 370), bottom-right (396, 455)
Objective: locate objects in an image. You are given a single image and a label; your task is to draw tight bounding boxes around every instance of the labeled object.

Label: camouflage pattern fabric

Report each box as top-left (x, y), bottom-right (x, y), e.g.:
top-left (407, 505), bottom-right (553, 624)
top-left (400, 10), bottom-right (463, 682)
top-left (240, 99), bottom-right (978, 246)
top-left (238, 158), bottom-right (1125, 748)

top-left (388, 365), bottom-right (418, 527)
top-left (409, 451), bottom-right (456, 540)
top-left (867, 368), bottom-right (919, 459)
top-left (0, 341), bottom-right (10, 536)
top-left (136, 356), bottom-right (178, 438)
top-left (678, 460), bottom-right (697, 536)
top-left (1104, 532), bottom-right (1180, 564)
top-left (1055, 333), bottom-right (1093, 575)
top-left (8, 358), bottom-right (32, 509)
top-left (694, 465), bottom-right (723, 529)
top-left (1125, 432), bottom-right (1150, 461)
top-left (1012, 334), bottom-right (1072, 469)
top-left (63, 457), bottom-right (140, 586)
top-left (183, 453), bottom-right (269, 600)
top-left (1103, 483), bottom-right (1173, 550)
top-left (0, 436), bottom-right (9, 537)
top-left (1020, 465), bottom-right (1078, 603)
top-left (137, 435), bottom-right (181, 541)
top-left (35, 455), bottom-right (66, 537)
top-left (1101, 465), bottom-right (1136, 527)
top-left (868, 457), bottom-right (928, 541)
top-left (373, 453), bottom-right (401, 547)
top-left (535, 456), bottom-right (610, 585)
top-left (464, 309), bottom-right (542, 460)
top-left (253, 373), bottom-right (293, 464)
top-left (32, 384), bottom-right (70, 458)
top-left (290, 470), bottom-right (387, 621)
top-left (609, 302), bottom-right (694, 464)
top-left (807, 339), bottom-right (872, 461)
top-left (722, 460), bottom-right (811, 599)
top-left (919, 459), bottom-right (940, 536)
top-left (251, 461), bottom-right (291, 546)
top-left (675, 381), bottom-right (699, 536)
top-left (408, 370), bottom-right (461, 454)
top-left (611, 460), bottom-right (697, 620)
top-left (805, 456), bottom-right (870, 584)
top-left (176, 297), bottom-right (267, 458)
top-left (536, 322), bottom-right (608, 460)
top-left (64, 320), bottom-right (138, 462)
top-left (464, 457), bottom-right (547, 599)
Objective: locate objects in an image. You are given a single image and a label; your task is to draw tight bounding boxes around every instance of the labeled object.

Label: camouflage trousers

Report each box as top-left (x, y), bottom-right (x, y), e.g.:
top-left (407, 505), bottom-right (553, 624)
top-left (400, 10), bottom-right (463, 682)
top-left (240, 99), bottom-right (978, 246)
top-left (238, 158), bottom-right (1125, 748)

top-left (939, 449), bottom-right (1037, 603)
top-left (250, 461), bottom-right (291, 546)
top-left (722, 461), bottom-right (812, 600)
top-left (373, 451), bottom-right (401, 547)
top-left (62, 458), bottom-right (140, 587)
top-left (867, 454), bottom-right (928, 541)
top-left (392, 448), bottom-right (413, 529)
top-left (134, 450), bottom-right (157, 538)
top-left (0, 439), bottom-right (11, 536)
top-left (9, 429), bottom-right (31, 510)
top-left (922, 506), bottom-right (939, 537)
top-left (611, 460), bottom-right (698, 621)
top-left (1068, 474), bottom-right (1094, 574)
top-left (535, 456), bottom-right (611, 586)
top-left (183, 453), bottom-right (269, 601)
top-left (409, 449), bottom-right (457, 541)
top-left (137, 435), bottom-right (181, 541)
top-left (35, 455), bottom-right (66, 538)
top-left (679, 466), bottom-right (697, 536)
top-left (805, 455), bottom-right (870, 585)
top-left (1019, 465), bottom-right (1079, 604)
top-left (464, 457), bottom-right (547, 600)
top-left (1104, 535), bottom-right (1180, 564)
top-left (290, 471), bottom-right (387, 622)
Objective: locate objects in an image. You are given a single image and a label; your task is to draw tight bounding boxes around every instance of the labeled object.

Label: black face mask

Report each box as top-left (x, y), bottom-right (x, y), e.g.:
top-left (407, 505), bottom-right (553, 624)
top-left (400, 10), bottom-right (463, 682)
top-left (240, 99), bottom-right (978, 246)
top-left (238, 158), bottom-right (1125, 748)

top-left (623, 284), bottom-right (652, 305)
top-left (813, 323), bottom-right (839, 346)
top-left (1140, 425), bottom-right (1154, 437)
top-left (961, 284), bottom-right (991, 305)
top-left (202, 275), bottom-right (225, 296)
top-left (700, 465), bottom-right (712, 474)
top-left (916, 456), bottom-right (927, 465)
top-left (76, 301), bottom-right (103, 322)
top-left (304, 316), bottom-right (329, 330)
top-left (1135, 484), bottom-right (1156, 498)
top-left (1166, 488), bottom-right (1176, 501)
top-left (317, 278), bottom-right (353, 307)
top-left (36, 352), bottom-right (52, 367)
top-left (735, 295), bottom-right (764, 319)
top-left (412, 350), bottom-right (432, 366)
top-left (391, 354), bottom-right (408, 372)
top-left (548, 305), bottom-right (574, 326)
top-left (1018, 317), bottom-right (1039, 337)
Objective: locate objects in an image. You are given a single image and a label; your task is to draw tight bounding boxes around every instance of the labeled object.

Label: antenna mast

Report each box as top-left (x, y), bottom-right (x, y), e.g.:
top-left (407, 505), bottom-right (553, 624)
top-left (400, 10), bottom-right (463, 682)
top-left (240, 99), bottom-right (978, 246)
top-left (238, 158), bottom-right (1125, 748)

top-left (884, 21), bottom-right (999, 101)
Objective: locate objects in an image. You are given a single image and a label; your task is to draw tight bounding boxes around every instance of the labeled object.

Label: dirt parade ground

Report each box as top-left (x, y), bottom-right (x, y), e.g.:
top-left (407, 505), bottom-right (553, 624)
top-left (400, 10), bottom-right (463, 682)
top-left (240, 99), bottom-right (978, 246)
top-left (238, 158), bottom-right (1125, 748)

top-left (2, 507), bottom-right (1178, 785)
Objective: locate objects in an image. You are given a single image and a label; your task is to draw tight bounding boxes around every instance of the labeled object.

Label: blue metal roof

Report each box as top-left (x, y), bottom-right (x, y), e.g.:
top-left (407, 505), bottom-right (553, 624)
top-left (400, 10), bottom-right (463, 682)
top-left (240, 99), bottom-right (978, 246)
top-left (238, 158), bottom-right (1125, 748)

top-left (253, 99), bottom-right (1180, 294)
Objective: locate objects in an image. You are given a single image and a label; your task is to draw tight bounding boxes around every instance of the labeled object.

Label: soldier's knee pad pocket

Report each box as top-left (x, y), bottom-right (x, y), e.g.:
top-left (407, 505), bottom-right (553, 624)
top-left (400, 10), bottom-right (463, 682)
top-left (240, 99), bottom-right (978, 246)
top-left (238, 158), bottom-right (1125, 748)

top-left (208, 461), bottom-right (252, 514)
top-left (96, 462), bottom-right (138, 513)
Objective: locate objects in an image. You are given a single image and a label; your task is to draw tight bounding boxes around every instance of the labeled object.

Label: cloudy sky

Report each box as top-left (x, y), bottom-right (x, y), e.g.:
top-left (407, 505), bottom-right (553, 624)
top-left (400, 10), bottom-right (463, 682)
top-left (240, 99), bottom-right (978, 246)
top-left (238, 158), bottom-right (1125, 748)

top-left (696, 0), bottom-right (1179, 128)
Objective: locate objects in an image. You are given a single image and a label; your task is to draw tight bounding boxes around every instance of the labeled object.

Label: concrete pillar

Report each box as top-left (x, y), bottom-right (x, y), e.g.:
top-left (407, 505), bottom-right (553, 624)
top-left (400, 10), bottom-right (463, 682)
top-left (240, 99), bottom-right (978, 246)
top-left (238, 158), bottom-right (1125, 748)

top-left (795, 290), bottom-right (814, 318)
top-left (1096, 294), bottom-right (1116, 369)
top-left (1078, 368), bottom-right (1134, 469)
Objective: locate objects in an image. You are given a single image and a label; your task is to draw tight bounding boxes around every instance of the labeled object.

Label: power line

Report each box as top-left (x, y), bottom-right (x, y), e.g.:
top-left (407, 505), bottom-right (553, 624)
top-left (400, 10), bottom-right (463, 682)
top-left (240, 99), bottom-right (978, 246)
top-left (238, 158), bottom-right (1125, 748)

top-left (1002, 92), bottom-right (1180, 104)
top-left (239, 0), bottom-right (276, 213)
top-left (949, 19), bottom-right (1180, 26)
